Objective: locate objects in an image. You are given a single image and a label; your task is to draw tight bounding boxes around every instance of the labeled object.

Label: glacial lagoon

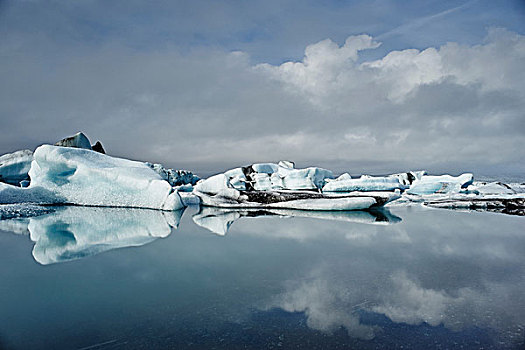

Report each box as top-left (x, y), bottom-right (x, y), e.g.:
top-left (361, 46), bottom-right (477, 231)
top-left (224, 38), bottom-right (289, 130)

top-left (0, 205), bottom-right (524, 349)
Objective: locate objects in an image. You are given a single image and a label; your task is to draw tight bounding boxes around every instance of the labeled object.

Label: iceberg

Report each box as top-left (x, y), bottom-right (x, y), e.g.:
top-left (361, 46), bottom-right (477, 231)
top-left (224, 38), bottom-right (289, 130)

top-left (322, 171), bottom-right (427, 192)
top-left (423, 196), bottom-right (525, 216)
top-left (24, 145), bottom-right (183, 210)
top-left (0, 149), bottom-right (33, 185)
top-left (223, 162), bottom-right (334, 192)
top-left (406, 173), bottom-right (474, 195)
top-left (54, 132), bottom-right (93, 150)
top-left (194, 173), bottom-right (399, 211)
top-left (465, 181), bottom-right (516, 195)
top-left (323, 175), bottom-right (406, 192)
top-left (193, 206), bottom-right (402, 235)
top-left (26, 206), bottom-right (184, 265)
top-left (146, 162), bottom-right (200, 187)
top-left (91, 141), bottom-right (105, 154)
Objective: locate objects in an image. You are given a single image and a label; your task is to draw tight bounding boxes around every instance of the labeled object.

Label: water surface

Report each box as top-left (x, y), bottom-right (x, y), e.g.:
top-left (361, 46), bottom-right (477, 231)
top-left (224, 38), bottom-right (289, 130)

top-left (0, 205), bottom-right (524, 349)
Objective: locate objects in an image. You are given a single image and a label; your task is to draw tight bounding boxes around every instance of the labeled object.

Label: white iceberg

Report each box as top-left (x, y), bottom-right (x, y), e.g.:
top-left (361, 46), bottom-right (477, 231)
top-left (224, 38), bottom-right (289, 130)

top-left (0, 149), bottom-right (33, 185)
top-left (322, 171), bottom-right (427, 192)
top-left (194, 173), bottom-right (399, 211)
top-left (406, 173), bottom-right (474, 195)
top-left (27, 206), bottom-right (183, 265)
top-left (223, 162), bottom-right (334, 192)
top-left (465, 181), bottom-right (516, 195)
top-left (323, 174), bottom-right (406, 192)
top-left (14, 145), bottom-right (184, 210)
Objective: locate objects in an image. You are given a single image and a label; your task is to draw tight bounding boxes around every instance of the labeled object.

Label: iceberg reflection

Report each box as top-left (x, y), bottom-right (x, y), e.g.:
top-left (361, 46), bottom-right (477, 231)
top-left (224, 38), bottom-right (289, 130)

top-left (192, 206), bottom-right (401, 235)
top-left (25, 206), bottom-right (184, 265)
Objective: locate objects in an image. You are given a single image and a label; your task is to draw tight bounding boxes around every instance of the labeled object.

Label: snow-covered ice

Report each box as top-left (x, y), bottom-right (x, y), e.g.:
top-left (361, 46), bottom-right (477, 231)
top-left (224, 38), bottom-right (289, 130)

top-left (323, 174), bottom-right (407, 192)
top-left (194, 172), bottom-right (399, 210)
top-left (26, 145), bottom-right (183, 210)
top-left (406, 173), bottom-right (473, 195)
top-left (222, 162), bottom-right (334, 192)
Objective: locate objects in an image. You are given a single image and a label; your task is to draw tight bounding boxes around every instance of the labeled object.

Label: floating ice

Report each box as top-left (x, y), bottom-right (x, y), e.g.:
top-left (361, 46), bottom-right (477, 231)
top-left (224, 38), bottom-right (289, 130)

top-left (0, 204), bottom-right (55, 220)
top-left (0, 149), bottom-right (33, 185)
top-left (406, 173), bottom-right (474, 195)
top-left (323, 175), bottom-right (406, 192)
top-left (423, 196), bottom-right (525, 216)
top-left (222, 162), bottom-right (334, 192)
top-left (465, 182), bottom-right (516, 195)
top-left (27, 145), bottom-right (183, 210)
top-left (146, 162), bottom-right (200, 187)
top-left (27, 206), bottom-right (184, 265)
top-left (194, 173), bottom-right (399, 210)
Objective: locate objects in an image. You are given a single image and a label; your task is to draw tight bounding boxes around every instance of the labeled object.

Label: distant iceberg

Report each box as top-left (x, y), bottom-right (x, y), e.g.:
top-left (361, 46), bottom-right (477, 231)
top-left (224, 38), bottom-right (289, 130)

top-left (194, 166), bottom-right (400, 210)
top-left (406, 173), bottom-right (473, 195)
top-left (0, 149), bottom-right (33, 186)
top-left (1, 132), bottom-right (523, 215)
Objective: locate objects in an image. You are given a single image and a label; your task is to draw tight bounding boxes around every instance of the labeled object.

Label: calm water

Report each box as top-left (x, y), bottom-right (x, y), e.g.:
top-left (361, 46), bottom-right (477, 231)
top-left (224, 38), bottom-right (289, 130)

top-left (0, 205), bottom-right (524, 349)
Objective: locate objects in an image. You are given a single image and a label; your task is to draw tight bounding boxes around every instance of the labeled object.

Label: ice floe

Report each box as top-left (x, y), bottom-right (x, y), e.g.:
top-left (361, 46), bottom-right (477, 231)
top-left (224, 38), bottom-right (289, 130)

top-left (406, 173), bottom-right (474, 195)
top-left (194, 171), bottom-right (399, 211)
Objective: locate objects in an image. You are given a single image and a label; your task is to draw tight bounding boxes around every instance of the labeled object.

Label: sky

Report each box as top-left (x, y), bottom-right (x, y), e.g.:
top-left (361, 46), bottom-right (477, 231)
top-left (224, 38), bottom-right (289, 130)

top-left (1, 0), bottom-right (524, 177)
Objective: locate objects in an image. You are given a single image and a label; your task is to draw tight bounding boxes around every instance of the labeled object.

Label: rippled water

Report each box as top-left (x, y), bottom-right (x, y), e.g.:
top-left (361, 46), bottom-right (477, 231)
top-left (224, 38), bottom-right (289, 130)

top-left (0, 205), bottom-right (524, 349)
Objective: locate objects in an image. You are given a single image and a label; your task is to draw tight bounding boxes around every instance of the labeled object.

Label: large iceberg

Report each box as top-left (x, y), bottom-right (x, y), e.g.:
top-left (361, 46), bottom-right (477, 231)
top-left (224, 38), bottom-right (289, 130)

top-left (194, 172), bottom-right (399, 211)
top-left (0, 149), bottom-right (33, 185)
top-left (15, 145), bottom-right (184, 210)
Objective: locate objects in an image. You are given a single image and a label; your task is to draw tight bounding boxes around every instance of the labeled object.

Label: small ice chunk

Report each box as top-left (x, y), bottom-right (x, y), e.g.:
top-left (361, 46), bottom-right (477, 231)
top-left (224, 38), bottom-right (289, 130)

top-left (146, 163), bottom-right (200, 187)
top-left (323, 175), bottom-right (405, 192)
top-left (407, 173), bottom-right (473, 195)
top-left (54, 132), bottom-right (92, 150)
top-left (0, 149), bottom-right (33, 185)
top-left (467, 182), bottom-right (516, 195)
top-left (278, 160), bottom-right (295, 169)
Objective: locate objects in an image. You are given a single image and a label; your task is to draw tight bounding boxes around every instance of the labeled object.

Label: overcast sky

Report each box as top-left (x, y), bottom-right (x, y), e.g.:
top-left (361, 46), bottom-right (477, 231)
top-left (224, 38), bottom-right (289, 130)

top-left (1, 0), bottom-right (524, 177)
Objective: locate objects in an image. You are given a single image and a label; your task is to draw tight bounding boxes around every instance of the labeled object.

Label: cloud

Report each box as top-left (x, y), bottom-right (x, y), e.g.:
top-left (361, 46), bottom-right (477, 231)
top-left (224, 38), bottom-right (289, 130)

top-left (1, 6), bottom-right (524, 176)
